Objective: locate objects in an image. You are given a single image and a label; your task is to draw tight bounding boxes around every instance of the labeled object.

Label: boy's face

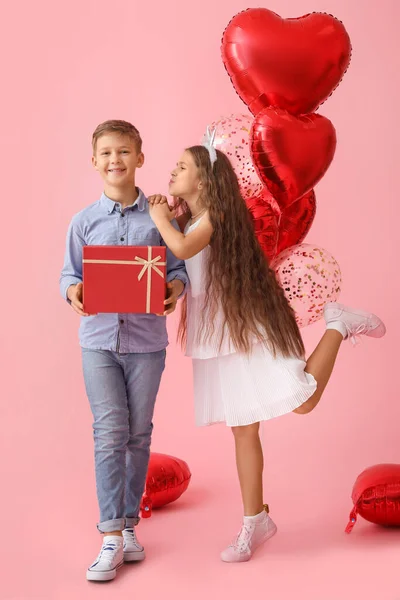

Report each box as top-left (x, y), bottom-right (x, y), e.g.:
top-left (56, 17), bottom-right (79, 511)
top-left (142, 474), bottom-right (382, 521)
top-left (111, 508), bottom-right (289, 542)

top-left (92, 133), bottom-right (144, 187)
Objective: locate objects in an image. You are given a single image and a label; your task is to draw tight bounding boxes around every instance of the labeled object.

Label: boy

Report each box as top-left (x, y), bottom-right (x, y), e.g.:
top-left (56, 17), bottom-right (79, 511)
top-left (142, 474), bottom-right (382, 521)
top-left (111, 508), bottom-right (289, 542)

top-left (60, 120), bottom-right (188, 581)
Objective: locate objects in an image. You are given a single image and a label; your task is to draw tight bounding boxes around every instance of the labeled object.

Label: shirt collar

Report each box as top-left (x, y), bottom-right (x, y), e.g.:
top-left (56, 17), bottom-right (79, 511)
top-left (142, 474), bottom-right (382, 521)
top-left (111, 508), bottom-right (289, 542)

top-left (100, 188), bottom-right (146, 214)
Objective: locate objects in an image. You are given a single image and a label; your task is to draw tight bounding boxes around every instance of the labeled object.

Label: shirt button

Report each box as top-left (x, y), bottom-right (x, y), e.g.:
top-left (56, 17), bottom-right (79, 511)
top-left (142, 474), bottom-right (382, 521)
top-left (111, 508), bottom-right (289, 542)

top-left (120, 319), bottom-right (124, 324)
top-left (120, 237), bottom-right (125, 242)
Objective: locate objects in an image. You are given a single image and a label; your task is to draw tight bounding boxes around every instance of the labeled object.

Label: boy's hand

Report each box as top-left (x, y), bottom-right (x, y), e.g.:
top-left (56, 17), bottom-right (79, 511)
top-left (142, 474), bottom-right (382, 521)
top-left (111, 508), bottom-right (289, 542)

top-left (157, 280), bottom-right (184, 316)
top-left (148, 194), bottom-right (168, 205)
top-left (67, 283), bottom-right (92, 317)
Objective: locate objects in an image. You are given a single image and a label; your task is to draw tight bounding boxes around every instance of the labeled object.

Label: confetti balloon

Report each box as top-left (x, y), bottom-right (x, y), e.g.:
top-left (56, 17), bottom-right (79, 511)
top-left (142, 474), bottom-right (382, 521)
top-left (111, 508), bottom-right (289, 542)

top-left (272, 243), bottom-right (342, 328)
top-left (203, 114), bottom-right (263, 199)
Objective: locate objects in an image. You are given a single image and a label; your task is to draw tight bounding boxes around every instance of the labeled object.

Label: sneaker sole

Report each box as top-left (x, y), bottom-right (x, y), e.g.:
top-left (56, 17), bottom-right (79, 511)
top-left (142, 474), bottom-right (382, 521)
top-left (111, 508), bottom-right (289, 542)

top-left (124, 550), bottom-right (146, 562)
top-left (86, 560), bottom-right (124, 582)
top-left (254, 522), bottom-right (278, 554)
top-left (324, 303), bottom-right (386, 338)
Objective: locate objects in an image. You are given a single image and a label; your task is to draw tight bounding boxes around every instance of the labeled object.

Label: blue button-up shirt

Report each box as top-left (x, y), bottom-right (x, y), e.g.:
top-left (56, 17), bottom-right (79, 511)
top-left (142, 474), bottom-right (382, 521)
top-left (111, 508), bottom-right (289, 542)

top-left (60, 189), bottom-right (188, 353)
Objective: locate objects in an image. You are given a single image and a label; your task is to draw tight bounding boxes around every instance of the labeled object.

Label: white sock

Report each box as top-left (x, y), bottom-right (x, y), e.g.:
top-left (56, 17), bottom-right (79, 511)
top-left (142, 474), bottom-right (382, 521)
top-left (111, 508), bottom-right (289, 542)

top-left (326, 321), bottom-right (348, 339)
top-left (244, 510), bottom-right (266, 523)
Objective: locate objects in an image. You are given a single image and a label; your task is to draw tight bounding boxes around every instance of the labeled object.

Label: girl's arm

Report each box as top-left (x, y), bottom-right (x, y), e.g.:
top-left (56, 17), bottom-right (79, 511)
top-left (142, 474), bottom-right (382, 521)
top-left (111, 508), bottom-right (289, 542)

top-left (150, 203), bottom-right (212, 260)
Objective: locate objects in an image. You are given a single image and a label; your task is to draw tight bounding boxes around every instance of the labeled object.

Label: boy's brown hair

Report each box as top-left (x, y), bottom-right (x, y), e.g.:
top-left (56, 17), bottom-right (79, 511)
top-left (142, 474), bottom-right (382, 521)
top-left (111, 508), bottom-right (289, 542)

top-left (92, 120), bottom-right (143, 153)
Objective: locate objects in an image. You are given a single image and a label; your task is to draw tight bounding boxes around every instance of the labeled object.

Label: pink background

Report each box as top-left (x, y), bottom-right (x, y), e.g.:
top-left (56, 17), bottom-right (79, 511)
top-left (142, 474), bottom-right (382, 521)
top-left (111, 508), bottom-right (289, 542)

top-left (1, 0), bottom-right (398, 598)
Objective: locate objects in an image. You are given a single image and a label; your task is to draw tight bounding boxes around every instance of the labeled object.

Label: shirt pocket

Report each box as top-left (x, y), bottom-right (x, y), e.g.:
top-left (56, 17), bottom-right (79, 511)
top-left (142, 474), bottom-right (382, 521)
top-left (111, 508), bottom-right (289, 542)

top-left (130, 226), bottom-right (161, 246)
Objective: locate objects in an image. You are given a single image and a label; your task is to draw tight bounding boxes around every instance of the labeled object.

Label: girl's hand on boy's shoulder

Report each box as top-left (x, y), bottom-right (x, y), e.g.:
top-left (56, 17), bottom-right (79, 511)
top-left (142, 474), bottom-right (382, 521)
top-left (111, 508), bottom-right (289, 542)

top-left (148, 194), bottom-right (168, 205)
top-left (149, 197), bottom-right (176, 222)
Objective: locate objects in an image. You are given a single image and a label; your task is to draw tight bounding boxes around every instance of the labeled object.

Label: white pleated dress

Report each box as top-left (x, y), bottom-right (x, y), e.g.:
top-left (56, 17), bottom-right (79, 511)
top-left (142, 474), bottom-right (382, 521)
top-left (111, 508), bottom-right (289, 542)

top-left (184, 218), bottom-right (317, 427)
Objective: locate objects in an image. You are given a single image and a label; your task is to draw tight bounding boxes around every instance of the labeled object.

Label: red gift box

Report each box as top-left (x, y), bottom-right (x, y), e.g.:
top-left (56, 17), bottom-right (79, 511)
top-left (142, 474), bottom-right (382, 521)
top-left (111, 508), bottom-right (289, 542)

top-left (82, 245), bottom-right (166, 314)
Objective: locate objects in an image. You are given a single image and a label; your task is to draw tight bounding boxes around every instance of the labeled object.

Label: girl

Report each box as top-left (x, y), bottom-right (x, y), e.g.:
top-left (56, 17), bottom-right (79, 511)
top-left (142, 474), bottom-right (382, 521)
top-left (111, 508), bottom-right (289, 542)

top-left (148, 137), bottom-right (386, 563)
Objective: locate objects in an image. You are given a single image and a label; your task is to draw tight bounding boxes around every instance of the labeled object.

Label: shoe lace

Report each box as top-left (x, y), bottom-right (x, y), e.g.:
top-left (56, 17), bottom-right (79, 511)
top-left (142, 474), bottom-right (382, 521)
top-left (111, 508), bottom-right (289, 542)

top-left (232, 522), bottom-right (255, 554)
top-left (123, 528), bottom-right (141, 549)
top-left (98, 541), bottom-right (119, 565)
top-left (346, 322), bottom-right (368, 346)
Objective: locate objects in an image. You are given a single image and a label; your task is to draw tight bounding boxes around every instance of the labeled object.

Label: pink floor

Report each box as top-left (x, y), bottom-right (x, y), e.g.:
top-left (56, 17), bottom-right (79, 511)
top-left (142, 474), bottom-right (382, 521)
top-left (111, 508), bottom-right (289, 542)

top-left (6, 471), bottom-right (400, 600)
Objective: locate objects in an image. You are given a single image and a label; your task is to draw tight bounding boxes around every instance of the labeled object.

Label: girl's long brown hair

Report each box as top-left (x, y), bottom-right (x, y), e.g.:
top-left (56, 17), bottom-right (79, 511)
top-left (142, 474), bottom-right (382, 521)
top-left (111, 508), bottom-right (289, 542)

top-left (178, 146), bottom-right (305, 359)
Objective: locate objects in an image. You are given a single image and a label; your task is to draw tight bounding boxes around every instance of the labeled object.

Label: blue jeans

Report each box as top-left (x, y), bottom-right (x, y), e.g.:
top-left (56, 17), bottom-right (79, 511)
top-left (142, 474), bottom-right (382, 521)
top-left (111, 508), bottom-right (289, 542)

top-left (81, 348), bottom-right (166, 533)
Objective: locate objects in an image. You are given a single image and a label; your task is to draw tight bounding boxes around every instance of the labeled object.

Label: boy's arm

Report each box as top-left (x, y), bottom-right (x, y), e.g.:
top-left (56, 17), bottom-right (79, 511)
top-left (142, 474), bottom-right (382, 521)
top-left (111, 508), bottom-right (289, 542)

top-left (59, 217), bottom-right (87, 311)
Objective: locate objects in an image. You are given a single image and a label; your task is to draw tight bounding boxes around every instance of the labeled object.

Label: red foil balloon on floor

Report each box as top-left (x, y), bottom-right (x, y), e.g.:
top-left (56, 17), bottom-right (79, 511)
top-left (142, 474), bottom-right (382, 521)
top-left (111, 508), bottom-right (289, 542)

top-left (221, 8), bottom-right (351, 116)
top-left (246, 191), bottom-right (279, 261)
top-left (276, 190), bottom-right (316, 254)
top-left (346, 464), bottom-right (400, 533)
top-left (141, 453), bottom-right (191, 518)
top-left (251, 108), bottom-right (336, 208)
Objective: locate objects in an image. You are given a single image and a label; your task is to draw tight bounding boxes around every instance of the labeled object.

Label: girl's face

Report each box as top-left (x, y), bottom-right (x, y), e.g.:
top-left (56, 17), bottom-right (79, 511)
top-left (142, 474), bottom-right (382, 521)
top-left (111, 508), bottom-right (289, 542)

top-left (168, 150), bottom-right (201, 198)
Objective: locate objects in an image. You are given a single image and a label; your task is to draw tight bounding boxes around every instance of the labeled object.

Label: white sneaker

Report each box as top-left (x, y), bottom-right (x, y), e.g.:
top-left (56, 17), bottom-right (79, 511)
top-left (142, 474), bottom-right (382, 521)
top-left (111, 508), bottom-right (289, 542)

top-left (123, 527), bottom-right (146, 562)
top-left (221, 507), bottom-right (277, 563)
top-left (86, 536), bottom-right (124, 582)
top-left (324, 302), bottom-right (386, 345)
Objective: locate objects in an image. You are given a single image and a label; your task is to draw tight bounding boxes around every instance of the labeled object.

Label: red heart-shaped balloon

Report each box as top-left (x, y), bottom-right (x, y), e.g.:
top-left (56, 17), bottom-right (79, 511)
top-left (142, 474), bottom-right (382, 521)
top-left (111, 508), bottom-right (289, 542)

top-left (246, 191), bottom-right (279, 261)
top-left (221, 8), bottom-right (351, 116)
top-left (276, 190), bottom-right (316, 254)
top-left (251, 107), bottom-right (336, 207)
top-left (140, 453), bottom-right (191, 518)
